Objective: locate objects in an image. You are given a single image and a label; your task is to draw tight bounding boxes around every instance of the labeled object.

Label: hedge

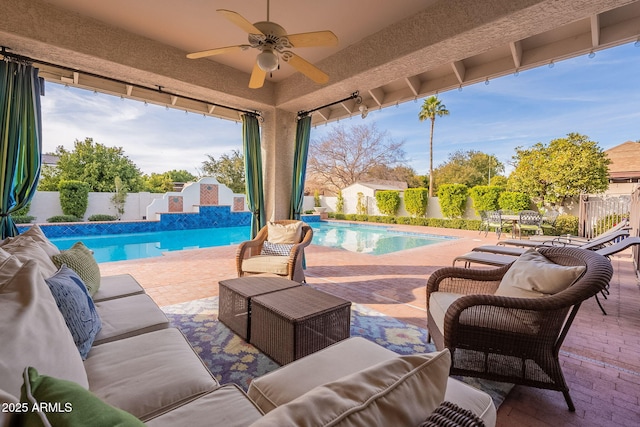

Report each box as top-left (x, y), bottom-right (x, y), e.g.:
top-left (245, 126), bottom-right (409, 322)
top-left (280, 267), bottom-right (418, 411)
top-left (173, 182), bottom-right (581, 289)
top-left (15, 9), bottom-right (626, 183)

top-left (375, 190), bottom-right (401, 216)
top-left (88, 214), bottom-right (118, 221)
top-left (47, 215), bottom-right (81, 223)
top-left (404, 188), bottom-right (429, 217)
top-left (58, 180), bottom-right (90, 218)
top-left (328, 212), bottom-right (482, 230)
top-left (468, 185), bottom-right (504, 215)
top-left (437, 184), bottom-right (468, 218)
top-left (498, 191), bottom-right (531, 212)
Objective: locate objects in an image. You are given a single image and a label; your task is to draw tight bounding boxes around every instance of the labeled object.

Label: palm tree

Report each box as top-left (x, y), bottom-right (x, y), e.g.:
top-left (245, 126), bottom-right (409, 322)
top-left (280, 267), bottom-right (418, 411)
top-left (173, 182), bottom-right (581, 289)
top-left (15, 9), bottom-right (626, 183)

top-left (418, 96), bottom-right (450, 197)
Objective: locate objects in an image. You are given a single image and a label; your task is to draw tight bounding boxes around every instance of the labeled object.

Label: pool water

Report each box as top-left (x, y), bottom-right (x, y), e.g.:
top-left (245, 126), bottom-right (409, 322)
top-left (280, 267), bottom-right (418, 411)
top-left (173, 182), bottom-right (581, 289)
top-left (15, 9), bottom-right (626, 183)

top-left (50, 222), bottom-right (454, 263)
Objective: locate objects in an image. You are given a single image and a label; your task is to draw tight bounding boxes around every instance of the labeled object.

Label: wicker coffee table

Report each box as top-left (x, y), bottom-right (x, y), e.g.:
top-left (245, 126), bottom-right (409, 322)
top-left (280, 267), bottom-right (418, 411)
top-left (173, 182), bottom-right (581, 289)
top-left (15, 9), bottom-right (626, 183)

top-left (250, 286), bottom-right (351, 365)
top-left (218, 276), bottom-right (301, 341)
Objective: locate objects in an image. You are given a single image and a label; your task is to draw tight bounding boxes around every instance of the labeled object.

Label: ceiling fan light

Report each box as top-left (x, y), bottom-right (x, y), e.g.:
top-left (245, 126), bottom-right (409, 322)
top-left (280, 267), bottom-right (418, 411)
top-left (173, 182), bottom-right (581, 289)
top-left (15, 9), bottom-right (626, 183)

top-left (257, 49), bottom-right (279, 72)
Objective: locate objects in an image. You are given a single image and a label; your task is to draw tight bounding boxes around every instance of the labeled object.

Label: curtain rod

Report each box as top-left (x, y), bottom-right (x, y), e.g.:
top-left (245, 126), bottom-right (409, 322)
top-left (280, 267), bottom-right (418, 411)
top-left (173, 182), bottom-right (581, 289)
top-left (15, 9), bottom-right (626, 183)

top-left (0, 46), bottom-right (261, 118)
top-left (297, 91), bottom-right (360, 119)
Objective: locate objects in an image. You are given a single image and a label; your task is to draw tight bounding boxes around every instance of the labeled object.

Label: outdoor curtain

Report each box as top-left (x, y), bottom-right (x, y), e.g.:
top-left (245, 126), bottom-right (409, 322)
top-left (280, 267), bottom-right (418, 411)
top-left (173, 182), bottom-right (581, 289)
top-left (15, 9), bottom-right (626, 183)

top-left (289, 114), bottom-right (311, 220)
top-left (0, 59), bottom-right (43, 239)
top-left (242, 113), bottom-right (265, 238)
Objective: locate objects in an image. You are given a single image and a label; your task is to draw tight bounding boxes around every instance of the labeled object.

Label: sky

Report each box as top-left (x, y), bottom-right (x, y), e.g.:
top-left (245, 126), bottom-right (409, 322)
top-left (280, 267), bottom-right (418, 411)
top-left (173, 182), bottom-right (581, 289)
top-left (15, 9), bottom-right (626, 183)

top-left (41, 41), bottom-right (640, 177)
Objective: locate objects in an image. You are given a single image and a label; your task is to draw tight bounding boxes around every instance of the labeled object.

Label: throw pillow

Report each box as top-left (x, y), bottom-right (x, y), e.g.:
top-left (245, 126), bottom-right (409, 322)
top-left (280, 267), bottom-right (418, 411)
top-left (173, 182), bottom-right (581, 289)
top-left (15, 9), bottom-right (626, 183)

top-left (51, 242), bottom-right (101, 296)
top-left (251, 350), bottom-right (451, 427)
top-left (497, 249), bottom-right (586, 295)
top-left (0, 260), bottom-right (88, 399)
top-left (267, 221), bottom-right (303, 244)
top-left (19, 367), bottom-right (145, 427)
top-left (0, 224), bottom-right (60, 257)
top-left (45, 266), bottom-right (102, 360)
top-left (0, 236), bottom-right (58, 278)
top-left (261, 241), bottom-right (295, 256)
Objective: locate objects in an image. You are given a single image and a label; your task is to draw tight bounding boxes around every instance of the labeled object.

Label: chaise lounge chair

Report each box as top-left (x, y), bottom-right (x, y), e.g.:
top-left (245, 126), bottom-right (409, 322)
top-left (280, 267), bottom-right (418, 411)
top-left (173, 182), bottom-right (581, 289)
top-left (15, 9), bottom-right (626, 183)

top-left (497, 218), bottom-right (629, 248)
top-left (468, 229), bottom-right (630, 258)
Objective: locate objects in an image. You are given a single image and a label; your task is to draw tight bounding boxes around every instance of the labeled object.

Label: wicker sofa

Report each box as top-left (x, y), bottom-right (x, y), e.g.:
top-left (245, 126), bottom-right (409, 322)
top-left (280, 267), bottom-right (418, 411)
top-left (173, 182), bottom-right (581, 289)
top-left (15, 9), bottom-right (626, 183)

top-left (1, 225), bottom-right (496, 426)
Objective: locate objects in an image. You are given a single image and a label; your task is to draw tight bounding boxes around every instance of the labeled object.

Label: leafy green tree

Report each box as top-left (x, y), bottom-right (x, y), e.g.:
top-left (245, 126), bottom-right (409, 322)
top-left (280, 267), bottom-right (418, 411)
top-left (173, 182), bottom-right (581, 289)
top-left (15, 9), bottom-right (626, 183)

top-left (507, 133), bottom-right (610, 205)
top-left (144, 173), bottom-right (174, 193)
top-left (143, 170), bottom-right (196, 193)
top-left (308, 123), bottom-right (407, 193)
top-left (434, 150), bottom-right (504, 189)
top-left (166, 169), bottom-right (196, 183)
top-left (498, 191), bottom-right (531, 212)
top-left (418, 96), bottom-right (449, 197)
top-left (38, 164), bottom-right (61, 191)
top-left (41, 138), bottom-right (144, 192)
top-left (111, 176), bottom-right (128, 219)
top-left (201, 150), bottom-right (245, 194)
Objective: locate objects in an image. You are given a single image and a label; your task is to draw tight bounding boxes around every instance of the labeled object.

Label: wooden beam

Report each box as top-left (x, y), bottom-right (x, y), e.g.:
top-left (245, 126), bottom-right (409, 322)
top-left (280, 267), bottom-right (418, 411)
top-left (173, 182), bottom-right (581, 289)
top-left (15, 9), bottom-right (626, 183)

top-left (404, 76), bottom-right (421, 96)
top-left (451, 61), bottom-right (466, 83)
top-left (368, 87), bottom-right (385, 106)
top-left (591, 14), bottom-right (600, 48)
top-left (509, 41), bottom-right (522, 69)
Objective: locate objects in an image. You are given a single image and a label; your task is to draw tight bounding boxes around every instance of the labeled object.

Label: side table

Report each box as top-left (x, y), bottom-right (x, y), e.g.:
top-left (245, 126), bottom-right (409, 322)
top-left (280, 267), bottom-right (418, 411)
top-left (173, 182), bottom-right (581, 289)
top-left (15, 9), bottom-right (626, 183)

top-left (218, 276), bottom-right (301, 341)
top-left (250, 286), bottom-right (351, 365)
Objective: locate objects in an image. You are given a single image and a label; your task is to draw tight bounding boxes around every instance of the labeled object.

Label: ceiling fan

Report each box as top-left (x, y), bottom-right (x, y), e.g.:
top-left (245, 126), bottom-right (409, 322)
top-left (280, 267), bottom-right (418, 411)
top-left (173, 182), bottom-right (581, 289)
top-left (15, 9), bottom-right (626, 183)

top-left (186, 0), bottom-right (338, 89)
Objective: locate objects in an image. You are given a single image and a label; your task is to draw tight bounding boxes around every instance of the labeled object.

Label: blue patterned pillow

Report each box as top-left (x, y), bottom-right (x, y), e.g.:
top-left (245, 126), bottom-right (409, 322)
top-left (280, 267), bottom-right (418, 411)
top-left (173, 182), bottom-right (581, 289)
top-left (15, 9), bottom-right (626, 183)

top-left (45, 266), bottom-right (102, 360)
top-left (262, 241), bottom-right (295, 256)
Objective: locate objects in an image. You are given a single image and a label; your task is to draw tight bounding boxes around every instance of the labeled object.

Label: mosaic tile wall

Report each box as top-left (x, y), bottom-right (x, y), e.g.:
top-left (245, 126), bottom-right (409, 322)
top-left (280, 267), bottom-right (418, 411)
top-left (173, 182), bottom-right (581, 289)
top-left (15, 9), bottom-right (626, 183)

top-left (20, 205), bottom-right (254, 238)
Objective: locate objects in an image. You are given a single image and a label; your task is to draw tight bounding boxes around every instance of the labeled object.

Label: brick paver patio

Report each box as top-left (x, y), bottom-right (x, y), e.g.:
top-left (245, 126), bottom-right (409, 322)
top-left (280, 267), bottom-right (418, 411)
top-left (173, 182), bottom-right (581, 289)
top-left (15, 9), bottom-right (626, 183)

top-left (98, 223), bottom-right (640, 427)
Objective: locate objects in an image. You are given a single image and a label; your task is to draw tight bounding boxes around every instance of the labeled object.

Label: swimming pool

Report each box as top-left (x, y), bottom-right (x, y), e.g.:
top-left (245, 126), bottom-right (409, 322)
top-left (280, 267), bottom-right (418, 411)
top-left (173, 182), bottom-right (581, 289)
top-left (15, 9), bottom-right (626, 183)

top-left (49, 222), bottom-right (455, 263)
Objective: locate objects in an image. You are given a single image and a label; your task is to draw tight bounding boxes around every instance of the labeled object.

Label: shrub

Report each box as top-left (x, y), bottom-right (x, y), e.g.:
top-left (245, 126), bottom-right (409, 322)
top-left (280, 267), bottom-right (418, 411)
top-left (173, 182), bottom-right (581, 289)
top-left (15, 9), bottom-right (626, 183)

top-left (11, 202), bottom-right (31, 217)
top-left (498, 191), bottom-right (531, 212)
top-left (335, 190), bottom-right (344, 214)
top-left (47, 215), bottom-right (81, 223)
top-left (437, 184), bottom-right (468, 218)
top-left (11, 215), bottom-right (35, 224)
top-left (327, 213), bottom-right (482, 231)
top-left (356, 192), bottom-right (367, 215)
top-left (375, 190), bottom-right (401, 216)
top-left (111, 176), bottom-right (128, 219)
top-left (468, 185), bottom-right (504, 215)
top-left (554, 214), bottom-right (579, 236)
top-left (313, 190), bottom-right (321, 207)
top-left (88, 214), bottom-right (117, 221)
top-left (58, 180), bottom-right (90, 218)
top-left (404, 188), bottom-right (429, 217)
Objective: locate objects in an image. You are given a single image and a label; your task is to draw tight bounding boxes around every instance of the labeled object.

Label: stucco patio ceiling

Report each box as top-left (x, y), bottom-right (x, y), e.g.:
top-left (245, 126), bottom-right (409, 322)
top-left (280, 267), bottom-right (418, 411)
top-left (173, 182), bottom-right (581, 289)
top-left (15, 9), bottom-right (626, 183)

top-left (1, 0), bottom-right (639, 124)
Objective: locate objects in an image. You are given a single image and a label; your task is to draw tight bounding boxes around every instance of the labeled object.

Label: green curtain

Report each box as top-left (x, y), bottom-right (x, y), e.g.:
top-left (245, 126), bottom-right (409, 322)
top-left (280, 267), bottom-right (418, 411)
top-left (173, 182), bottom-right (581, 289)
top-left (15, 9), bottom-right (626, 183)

top-left (242, 113), bottom-right (265, 238)
top-left (0, 60), bottom-right (43, 239)
top-left (289, 115), bottom-right (311, 220)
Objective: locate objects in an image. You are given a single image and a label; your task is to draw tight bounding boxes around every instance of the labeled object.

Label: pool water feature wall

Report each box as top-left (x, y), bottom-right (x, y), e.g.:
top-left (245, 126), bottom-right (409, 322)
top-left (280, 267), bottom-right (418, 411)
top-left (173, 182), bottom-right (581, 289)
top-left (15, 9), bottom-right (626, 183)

top-left (16, 205), bottom-right (321, 239)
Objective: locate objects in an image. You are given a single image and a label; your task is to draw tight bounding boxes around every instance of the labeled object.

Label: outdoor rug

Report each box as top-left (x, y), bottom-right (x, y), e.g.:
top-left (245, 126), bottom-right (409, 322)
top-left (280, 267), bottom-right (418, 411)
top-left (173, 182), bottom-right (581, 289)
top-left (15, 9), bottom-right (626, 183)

top-left (162, 296), bottom-right (513, 409)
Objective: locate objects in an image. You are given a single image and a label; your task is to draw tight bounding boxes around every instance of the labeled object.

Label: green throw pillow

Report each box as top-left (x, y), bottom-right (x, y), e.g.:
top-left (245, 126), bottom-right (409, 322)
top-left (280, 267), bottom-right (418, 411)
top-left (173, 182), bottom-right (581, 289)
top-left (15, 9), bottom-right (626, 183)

top-left (19, 367), bottom-right (145, 427)
top-left (51, 242), bottom-right (101, 296)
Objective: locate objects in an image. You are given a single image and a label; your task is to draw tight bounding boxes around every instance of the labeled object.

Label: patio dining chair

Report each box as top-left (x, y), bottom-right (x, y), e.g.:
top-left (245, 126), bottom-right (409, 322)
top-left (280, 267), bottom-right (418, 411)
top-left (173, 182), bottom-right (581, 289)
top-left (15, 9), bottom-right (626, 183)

top-left (515, 210), bottom-right (543, 239)
top-left (485, 210), bottom-right (505, 238)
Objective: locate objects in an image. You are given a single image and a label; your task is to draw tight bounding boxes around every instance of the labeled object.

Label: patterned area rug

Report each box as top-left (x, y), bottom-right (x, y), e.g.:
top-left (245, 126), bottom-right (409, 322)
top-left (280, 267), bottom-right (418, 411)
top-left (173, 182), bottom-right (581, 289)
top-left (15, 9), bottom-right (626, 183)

top-left (162, 296), bottom-right (513, 408)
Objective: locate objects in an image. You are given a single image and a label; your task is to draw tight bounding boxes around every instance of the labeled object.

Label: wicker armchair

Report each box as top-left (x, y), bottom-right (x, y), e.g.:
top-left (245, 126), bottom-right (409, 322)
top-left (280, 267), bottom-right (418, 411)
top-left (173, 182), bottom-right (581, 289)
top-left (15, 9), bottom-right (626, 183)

top-left (426, 247), bottom-right (613, 411)
top-left (236, 220), bottom-right (313, 283)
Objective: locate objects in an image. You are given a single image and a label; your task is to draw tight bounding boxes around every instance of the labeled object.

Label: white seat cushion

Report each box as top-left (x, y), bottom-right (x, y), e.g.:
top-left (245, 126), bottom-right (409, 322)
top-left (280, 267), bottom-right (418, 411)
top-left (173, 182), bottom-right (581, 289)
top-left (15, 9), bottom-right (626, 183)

top-left (146, 385), bottom-right (263, 427)
top-left (93, 293), bottom-right (169, 345)
top-left (242, 255), bottom-right (289, 276)
top-left (92, 274), bottom-right (145, 302)
top-left (84, 328), bottom-right (218, 421)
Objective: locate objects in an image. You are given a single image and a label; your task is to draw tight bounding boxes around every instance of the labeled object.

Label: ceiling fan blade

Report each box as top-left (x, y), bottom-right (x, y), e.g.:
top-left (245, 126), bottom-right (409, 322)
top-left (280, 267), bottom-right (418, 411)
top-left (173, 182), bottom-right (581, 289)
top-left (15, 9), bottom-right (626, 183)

top-left (286, 31), bottom-right (338, 48)
top-left (217, 9), bottom-right (264, 35)
top-left (249, 62), bottom-right (267, 89)
top-left (282, 52), bottom-right (329, 84)
top-left (186, 45), bottom-right (250, 59)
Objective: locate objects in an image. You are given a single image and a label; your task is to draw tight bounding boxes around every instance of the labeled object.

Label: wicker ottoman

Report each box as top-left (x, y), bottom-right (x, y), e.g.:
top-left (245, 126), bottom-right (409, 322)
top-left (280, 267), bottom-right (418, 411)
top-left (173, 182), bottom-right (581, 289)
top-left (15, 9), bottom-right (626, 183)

top-left (250, 286), bottom-right (351, 365)
top-left (218, 276), bottom-right (301, 341)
